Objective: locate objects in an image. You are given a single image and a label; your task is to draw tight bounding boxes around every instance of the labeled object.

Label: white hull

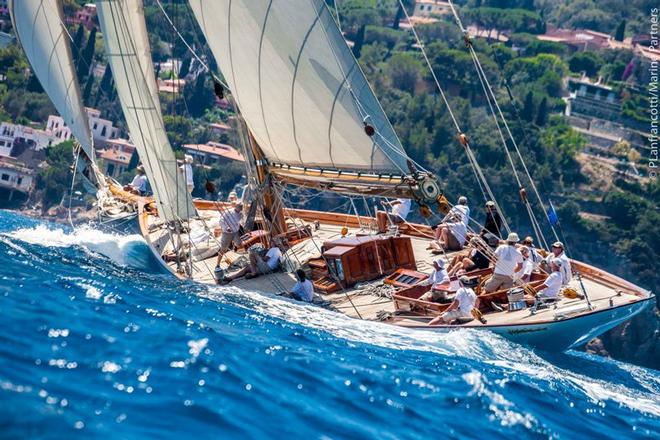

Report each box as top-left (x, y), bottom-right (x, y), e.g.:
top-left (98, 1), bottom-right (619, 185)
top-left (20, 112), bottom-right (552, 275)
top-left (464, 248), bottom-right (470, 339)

top-left (425, 297), bottom-right (654, 351)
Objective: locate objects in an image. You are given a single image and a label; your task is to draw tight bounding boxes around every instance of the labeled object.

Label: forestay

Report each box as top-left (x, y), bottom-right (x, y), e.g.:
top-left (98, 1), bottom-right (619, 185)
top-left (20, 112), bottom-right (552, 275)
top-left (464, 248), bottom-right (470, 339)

top-left (97, 0), bottom-right (194, 223)
top-left (9, 0), bottom-right (95, 162)
top-left (188, 0), bottom-right (409, 174)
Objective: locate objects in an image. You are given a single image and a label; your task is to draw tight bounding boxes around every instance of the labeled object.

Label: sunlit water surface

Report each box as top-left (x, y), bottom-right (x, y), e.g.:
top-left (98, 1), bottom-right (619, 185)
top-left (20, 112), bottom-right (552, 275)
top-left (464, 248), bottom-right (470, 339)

top-left (0, 210), bottom-right (658, 439)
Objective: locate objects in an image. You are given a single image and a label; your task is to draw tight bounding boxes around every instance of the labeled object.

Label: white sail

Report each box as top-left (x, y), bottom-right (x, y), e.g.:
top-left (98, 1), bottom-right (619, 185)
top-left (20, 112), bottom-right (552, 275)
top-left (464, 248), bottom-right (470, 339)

top-left (188, 0), bottom-right (409, 175)
top-left (9, 0), bottom-right (95, 162)
top-left (97, 0), bottom-right (194, 223)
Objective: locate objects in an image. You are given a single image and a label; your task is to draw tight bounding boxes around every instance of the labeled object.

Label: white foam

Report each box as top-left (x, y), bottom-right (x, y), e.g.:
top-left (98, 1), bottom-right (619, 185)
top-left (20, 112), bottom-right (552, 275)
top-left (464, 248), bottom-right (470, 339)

top-left (4, 225), bottom-right (151, 269)
top-left (202, 285), bottom-right (660, 417)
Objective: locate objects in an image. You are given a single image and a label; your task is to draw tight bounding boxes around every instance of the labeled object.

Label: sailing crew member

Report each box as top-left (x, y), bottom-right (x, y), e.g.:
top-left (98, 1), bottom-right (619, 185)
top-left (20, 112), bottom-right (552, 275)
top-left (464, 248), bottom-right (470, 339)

top-left (448, 236), bottom-right (492, 276)
top-left (432, 196), bottom-right (469, 251)
top-left (514, 246), bottom-right (534, 283)
top-left (483, 200), bottom-right (502, 237)
top-left (222, 238), bottom-right (284, 283)
top-left (389, 198), bottom-right (411, 223)
top-left (483, 232), bottom-right (523, 293)
top-left (419, 259), bottom-right (450, 301)
top-left (543, 241), bottom-right (572, 285)
top-left (215, 203), bottom-right (244, 267)
top-left (521, 236), bottom-right (542, 268)
top-left (525, 259), bottom-right (563, 305)
top-left (281, 269), bottom-right (314, 302)
top-left (428, 276), bottom-right (479, 325)
top-left (180, 154), bottom-right (194, 194)
top-left (124, 164), bottom-right (148, 195)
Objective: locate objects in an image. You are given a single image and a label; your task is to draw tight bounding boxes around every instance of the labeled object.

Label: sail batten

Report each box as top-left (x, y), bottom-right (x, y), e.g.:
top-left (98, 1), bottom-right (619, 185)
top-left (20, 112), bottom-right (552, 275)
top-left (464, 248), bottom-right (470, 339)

top-left (9, 0), bottom-right (95, 162)
top-left (97, 0), bottom-right (194, 223)
top-left (188, 0), bottom-right (409, 175)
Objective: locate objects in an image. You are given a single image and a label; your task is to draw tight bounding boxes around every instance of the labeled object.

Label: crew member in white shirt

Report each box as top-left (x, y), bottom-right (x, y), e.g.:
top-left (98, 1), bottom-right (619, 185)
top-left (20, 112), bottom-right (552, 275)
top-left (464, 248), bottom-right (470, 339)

top-left (521, 236), bottom-right (542, 269)
top-left (282, 269), bottom-right (314, 302)
top-left (124, 165), bottom-right (148, 195)
top-left (525, 259), bottom-right (563, 304)
top-left (392, 198), bottom-right (411, 222)
top-left (484, 232), bottom-right (524, 293)
top-left (514, 246), bottom-right (534, 283)
top-left (428, 276), bottom-right (479, 325)
top-left (180, 154), bottom-right (194, 194)
top-left (544, 241), bottom-right (572, 285)
top-left (419, 258), bottom-right (451, 302)
top-left (215, 203), bottom-right (243, 267)
top-left (432, 196), bottom-right (469, 251)
top-left (222, 238), bottom-right (284, 283)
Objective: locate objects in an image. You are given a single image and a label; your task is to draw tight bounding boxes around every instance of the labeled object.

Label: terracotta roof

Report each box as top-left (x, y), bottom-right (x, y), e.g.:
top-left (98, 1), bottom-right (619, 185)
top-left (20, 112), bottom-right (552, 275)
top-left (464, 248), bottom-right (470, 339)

top-left (100, 148), bottom-right (132, 165)
top-left (183, 142), bottom-right (244, 162)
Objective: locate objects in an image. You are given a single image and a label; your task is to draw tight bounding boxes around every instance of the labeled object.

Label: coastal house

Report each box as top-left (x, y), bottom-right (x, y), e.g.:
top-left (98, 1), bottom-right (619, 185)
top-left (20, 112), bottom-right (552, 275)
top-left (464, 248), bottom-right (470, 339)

top-left (46, 107), bottom-right (120, 148)
top-left (208, 122), bottom-right (233, 136)
top-left (183, 141), bottom-right (244, 167)
top-left (157, 78), bottom-right (186, 94)
top-left (0, 122), bottom-right (60, 155)
top-left (98, 139), bottom-right (135, 178)
top-left (413, 0), bottom-right (451, 18)
top-left (0, 156), bottom-right (34, 201)
top-left (67, 3), bottom-right (97, 30)
top-left (539, 26), bottom-right (619, 52)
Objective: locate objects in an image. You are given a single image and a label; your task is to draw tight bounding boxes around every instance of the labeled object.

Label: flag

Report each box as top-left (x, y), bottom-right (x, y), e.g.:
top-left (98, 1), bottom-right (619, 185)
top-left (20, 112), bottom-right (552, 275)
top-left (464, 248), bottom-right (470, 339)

top-left (547, 201), bottom-right (559, 226)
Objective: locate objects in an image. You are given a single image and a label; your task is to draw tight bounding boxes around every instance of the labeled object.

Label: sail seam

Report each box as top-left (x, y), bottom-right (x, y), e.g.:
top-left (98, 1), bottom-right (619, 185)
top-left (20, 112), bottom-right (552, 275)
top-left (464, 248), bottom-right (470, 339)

top-left (290, 8), bottom-right (322, 165)
top-left (256, 0), bottom-right (279, 162)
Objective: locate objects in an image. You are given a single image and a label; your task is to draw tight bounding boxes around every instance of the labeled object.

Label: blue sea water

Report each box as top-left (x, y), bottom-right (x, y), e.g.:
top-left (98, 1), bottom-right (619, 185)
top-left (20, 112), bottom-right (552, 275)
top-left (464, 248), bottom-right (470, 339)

top-left (0, 209), bottom-right (658, 439)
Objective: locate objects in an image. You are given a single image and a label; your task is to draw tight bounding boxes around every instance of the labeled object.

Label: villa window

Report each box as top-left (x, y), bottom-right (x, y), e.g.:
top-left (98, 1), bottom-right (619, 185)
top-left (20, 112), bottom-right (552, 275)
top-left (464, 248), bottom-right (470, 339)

top-left (1, 174), bottom-right (9, 181)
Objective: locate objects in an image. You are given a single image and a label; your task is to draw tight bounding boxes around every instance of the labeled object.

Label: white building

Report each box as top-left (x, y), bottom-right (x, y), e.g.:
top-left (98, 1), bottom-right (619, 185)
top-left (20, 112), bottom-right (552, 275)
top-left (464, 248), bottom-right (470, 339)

top-left (0, 122), bottom-right (60, 155)
top-left (0, 157), bottom-right (34, 196)
top-left (46, 107), bottom-right (120, 147)
top-left (413, 0), bottom-right (451, 17)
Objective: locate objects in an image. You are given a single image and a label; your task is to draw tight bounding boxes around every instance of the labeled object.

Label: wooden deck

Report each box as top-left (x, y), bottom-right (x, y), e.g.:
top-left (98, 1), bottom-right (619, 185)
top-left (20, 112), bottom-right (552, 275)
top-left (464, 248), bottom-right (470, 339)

top-left (139, 205), bottom-right (651, 330)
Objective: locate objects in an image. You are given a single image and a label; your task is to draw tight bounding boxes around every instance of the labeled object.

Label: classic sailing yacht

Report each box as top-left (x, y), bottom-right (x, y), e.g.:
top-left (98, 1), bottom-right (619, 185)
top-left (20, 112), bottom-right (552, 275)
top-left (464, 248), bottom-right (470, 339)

top-left (12, 0), bottom-right (654, 351)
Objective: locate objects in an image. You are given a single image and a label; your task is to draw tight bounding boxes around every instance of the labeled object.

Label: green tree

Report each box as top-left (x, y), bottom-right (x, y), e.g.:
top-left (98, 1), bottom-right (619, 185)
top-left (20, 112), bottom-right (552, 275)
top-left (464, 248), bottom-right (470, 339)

top-left (77, 27), bottom-right (97, 81)
top-left (71, 25), bottom-right (86, 66)
top-left (522, 91), bottom-right (535, 122)
top-left (386, 52), bottom-right (423, 94)
top-left (535, 96), bottom-right (548, 126)
top-left (35, 140), bottom-right (75, 208)
top-left (179, 57), bottom-right (191, 78)
top-left (82, 73), bottom-right (94, 102)
top-left (352, 24), bottom-right (366, 58)
top-left (185, 74), bottom-right (214, 118)
top-left (614, 19), bottom-right (626, 41)
top-left (568, 51), bottom-right (603, 77)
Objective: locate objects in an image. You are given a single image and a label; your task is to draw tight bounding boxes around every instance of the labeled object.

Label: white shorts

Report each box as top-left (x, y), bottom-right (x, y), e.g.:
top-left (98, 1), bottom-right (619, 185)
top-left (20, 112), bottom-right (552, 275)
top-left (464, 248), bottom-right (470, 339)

top-left (440, 310), bottom-right (471, 322)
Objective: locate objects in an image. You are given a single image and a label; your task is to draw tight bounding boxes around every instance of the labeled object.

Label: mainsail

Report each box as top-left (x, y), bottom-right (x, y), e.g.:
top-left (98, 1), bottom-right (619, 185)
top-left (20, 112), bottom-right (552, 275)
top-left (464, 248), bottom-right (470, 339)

top-left (97, 0), bottom-right (194, 223)
top-left (9, 0), bottom-right (95, 163)
top-left (188, 0), bottom-right (410, 176)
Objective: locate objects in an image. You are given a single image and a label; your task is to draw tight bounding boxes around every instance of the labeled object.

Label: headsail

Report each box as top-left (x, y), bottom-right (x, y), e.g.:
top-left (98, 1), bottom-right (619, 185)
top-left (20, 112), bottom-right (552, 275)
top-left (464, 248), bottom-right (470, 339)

top-left (97, 0), bottom-right (194, 223)
top-left (9, 0), bottom-right (95, 162)
top-left (188, 0), bottom-right (409, 176)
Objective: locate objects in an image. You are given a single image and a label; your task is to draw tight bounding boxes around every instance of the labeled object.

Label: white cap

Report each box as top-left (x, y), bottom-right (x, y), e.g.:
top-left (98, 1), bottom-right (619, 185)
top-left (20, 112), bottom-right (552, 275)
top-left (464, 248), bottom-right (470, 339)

top-left (184, 154), bottom-right (193, 163)
top-left (458, 196), bottom-right (468, 205)
top-left (507, 232), bottom-right (520, 243)
top-left (434, 258), bottom-right (445, 268)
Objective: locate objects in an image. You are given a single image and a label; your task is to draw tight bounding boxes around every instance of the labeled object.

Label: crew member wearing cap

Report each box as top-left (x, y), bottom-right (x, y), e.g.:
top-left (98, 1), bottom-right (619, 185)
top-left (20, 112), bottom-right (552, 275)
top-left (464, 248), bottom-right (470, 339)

top-left (428, 276), bottom-right (479, 325)
top-left (431, 196), bottom-right (470, 251)
top-left (419, 259), bottom-right (450, 301)
top-left (180, 154), bottom-right (194, 194)
top-left (483, 200), bottom-right (502, 237)
top-left (514, 245), bottom-right (534, 283)
top-left (215, 202), bottom-right (244, 268)
top-left (484, 232), bottom-right (524, 293)
top-left (124, 164), bottom-right (148, 195)
top-left (522, 236), bottom-right (542, 268)
top-left (544, 241), bottom-right (572, 285)
top-left (388, 198), bottom-right (412, 223)
top-left (525, 258), bottom-right (563, 304)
